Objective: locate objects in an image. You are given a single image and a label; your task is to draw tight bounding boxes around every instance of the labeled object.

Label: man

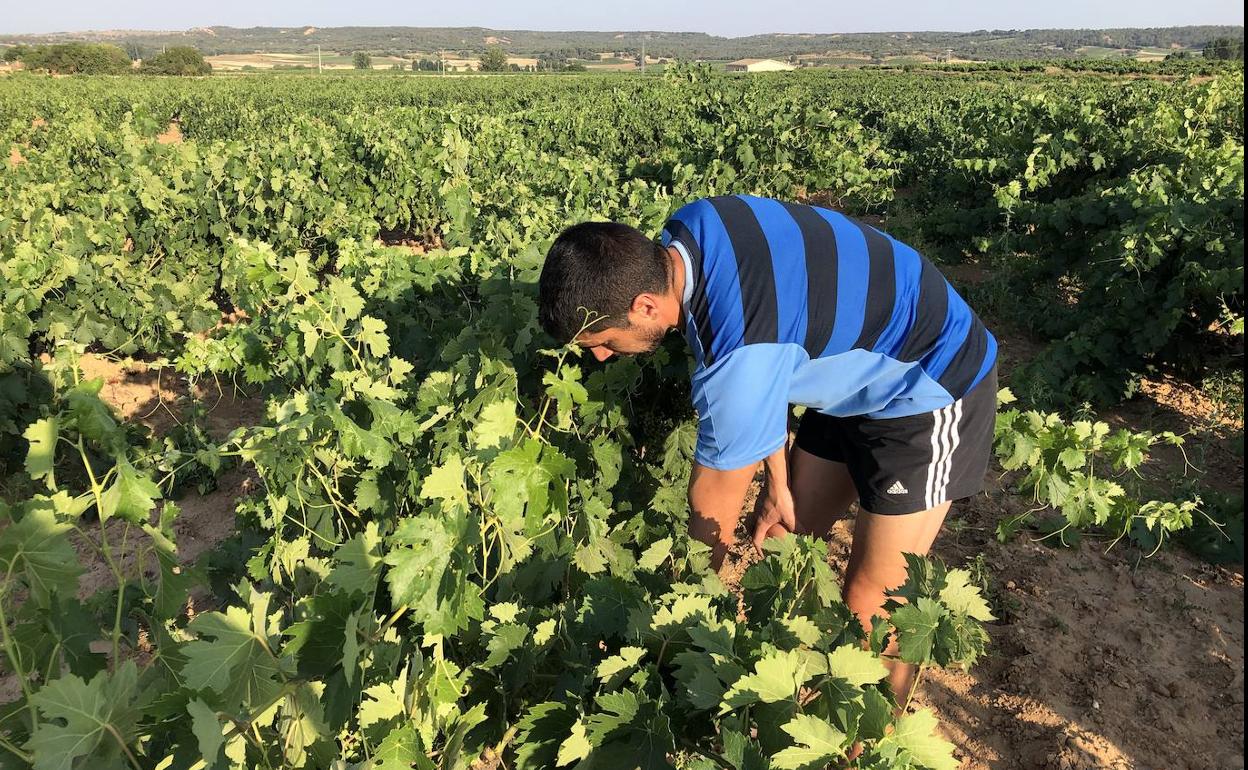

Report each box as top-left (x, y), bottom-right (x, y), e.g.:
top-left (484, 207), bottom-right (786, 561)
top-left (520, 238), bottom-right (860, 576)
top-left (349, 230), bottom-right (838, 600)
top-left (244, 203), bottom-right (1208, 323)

top-left (538, 194), bottom-right (997, 703)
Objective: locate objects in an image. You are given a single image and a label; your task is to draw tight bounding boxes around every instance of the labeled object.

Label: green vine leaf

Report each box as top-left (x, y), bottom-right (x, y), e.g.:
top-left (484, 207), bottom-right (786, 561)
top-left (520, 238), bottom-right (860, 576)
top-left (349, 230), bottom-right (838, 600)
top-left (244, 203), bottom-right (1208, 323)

top-left (25, 662), bottom-right (140, 770)
top-left (0, 504), bottom-right (82, 607)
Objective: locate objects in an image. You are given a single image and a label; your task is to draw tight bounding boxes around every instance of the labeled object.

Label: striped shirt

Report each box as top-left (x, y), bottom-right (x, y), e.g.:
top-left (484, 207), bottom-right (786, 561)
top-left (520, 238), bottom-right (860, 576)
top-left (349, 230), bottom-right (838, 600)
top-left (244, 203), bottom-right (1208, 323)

top-left (661, 195), bottom-right (997, 470)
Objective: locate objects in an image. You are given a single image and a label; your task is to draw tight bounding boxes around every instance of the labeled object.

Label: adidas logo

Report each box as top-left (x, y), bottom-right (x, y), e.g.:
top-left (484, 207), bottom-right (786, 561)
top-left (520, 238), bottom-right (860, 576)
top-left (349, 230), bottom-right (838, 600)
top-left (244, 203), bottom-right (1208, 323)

top-left (886, 480), bottom-right (909, 495)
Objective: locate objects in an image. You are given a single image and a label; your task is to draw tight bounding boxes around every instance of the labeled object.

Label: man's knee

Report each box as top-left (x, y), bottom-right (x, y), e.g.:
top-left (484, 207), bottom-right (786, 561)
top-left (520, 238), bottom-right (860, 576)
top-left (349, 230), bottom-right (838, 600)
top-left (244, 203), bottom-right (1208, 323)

top-left (843, 572), bottom-right (887, 609)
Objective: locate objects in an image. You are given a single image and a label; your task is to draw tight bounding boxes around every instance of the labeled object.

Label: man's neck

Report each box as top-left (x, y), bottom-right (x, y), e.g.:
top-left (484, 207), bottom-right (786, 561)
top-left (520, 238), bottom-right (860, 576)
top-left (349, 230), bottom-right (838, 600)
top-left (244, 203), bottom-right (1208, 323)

top-left (665, 245), bottom-right (687, 331)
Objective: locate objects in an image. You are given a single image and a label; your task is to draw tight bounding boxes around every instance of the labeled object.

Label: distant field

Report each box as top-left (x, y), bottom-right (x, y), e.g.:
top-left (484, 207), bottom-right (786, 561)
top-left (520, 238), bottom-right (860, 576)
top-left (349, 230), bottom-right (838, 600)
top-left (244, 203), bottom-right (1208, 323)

top-left (882, 54), bottom-right (937, 65)
top-left (3, 24), bottom-right (1239, 67)
top-left (1077, 45), bottom-right (1126, 58)
top-left (205, 52), bottom-right (381, 70)
top-left (585, 61), bottom-right (638, 71)
top-left (200, 47), bottom-right (1205, 76)
top-left (206, 52), bottom-right (549, 72)
top-left (1137, 46), bottom-right (1185, 60)
top-left (1074, 44), bottom-right (1195, 61)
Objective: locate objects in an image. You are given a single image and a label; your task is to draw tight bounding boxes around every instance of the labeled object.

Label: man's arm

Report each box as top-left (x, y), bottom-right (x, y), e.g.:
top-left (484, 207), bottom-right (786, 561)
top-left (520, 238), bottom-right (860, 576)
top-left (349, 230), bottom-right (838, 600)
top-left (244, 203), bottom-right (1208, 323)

top-left (684, 345), bottom-right (797, 567)
top-left (755, 443), bottom-right (796, 548)
top-left (688, 443), bottom-right (795, 569)
top-left (688, 461), bottom-right (756, 570)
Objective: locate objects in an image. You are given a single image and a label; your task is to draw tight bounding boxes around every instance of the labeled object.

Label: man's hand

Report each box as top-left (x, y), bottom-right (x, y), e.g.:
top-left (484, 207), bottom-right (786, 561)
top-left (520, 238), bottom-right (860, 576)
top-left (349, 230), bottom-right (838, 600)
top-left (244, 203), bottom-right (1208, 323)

top-left (752, 478), bottom-right (796, 551)
top-left (751, 442), bottom-right (796, 551)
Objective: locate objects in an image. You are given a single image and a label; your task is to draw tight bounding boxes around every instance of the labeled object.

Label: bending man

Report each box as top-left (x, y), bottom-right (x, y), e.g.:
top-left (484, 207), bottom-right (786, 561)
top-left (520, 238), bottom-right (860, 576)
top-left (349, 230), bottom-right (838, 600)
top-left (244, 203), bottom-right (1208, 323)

top-left (537, 195), bottom-right (998, 702)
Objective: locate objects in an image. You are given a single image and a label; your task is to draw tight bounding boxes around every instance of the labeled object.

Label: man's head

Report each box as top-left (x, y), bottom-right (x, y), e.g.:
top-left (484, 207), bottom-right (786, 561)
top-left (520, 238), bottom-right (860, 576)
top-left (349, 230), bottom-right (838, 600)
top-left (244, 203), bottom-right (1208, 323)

top-left (538, 221), bottom-right (679, 361)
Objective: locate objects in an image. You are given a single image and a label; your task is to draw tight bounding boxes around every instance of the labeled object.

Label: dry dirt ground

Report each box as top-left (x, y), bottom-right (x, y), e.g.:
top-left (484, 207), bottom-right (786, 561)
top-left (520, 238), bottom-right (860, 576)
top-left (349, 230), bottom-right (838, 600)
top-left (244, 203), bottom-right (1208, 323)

top-left (0, 355), bottom-right (264, 702)
top-left (914, 305), bottom-right (1245, 770)
top-left (914, 489), bottom-right (1244, 770)
top-left (66, 355), bottom-right (263, 599)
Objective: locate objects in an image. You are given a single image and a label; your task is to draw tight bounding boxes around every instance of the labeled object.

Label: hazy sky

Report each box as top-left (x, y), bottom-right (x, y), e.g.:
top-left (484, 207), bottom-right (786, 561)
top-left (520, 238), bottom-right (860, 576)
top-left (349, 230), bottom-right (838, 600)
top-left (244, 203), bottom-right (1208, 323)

top-left (2, 0), bottom-right (1243, 37)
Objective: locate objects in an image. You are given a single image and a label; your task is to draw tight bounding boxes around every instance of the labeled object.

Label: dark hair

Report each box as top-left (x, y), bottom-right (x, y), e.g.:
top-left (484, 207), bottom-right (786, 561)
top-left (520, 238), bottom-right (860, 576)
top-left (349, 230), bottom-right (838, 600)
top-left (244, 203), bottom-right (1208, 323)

top-left (538, 221), bottom-right (670, 344)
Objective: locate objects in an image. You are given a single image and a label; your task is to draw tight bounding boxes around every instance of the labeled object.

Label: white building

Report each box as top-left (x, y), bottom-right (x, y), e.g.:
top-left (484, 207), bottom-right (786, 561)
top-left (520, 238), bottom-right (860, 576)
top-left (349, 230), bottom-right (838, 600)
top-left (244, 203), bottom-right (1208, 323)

top-left (725, 58), bottom-right (796, 73)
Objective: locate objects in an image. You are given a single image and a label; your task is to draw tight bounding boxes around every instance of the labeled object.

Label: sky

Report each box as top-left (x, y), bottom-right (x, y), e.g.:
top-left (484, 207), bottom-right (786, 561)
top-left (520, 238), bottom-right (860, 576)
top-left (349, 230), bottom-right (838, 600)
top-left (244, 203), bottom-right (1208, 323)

top-left (1, 0), bottom-right (1243, 37)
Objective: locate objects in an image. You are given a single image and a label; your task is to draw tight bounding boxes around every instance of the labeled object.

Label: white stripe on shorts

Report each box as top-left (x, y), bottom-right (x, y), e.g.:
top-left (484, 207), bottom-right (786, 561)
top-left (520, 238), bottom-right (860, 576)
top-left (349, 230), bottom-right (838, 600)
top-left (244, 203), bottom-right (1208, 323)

top-left (925, 400), bottom-right (963, 509)
top-left (925, 405), bottom-right (946, 509)
top-left (939, 400), bottom-right (963, 503)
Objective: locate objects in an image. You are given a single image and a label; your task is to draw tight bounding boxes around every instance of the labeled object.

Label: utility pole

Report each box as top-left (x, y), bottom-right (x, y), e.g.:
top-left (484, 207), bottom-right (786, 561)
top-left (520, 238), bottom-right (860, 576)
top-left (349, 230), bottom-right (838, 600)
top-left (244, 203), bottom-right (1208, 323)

top-left (317, 45), bottom-right (322, 74)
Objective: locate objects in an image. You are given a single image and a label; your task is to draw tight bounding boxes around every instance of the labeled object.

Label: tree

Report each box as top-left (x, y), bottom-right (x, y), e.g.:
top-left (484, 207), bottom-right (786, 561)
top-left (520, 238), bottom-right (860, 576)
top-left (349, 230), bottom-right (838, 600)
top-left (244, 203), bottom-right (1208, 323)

top-left (353, 52), bottom-right (372, 69)
top-left (478, 46), bottom-right (508, 72)
top-left (3, 45), bottom-right (30, 63)
top-left (1202, 37), bottom-right (1244, 60)
top-left (16, 43), bottom-right (132, 74)
top-left (141, 46), bottom-right (211, 75)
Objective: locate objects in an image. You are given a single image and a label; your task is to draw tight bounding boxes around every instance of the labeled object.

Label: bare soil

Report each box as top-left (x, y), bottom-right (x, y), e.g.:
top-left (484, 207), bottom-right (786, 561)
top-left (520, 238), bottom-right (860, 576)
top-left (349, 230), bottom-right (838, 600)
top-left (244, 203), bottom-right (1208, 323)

top-left (1, 355), bottom-right (264, 702)
top-left (65, 354), bottom-right (264, 601)
top-left (914, 486), bottom-right (1242, 770)
top-left (156, 121), bottom-right (183, 145)
top-left (377, 226), bottom-right (441, 253)
top-left (1103, 376), bottom-right (1244, 499)
top-left (70, 467), bottom-right (256, 600)
top-left (922, 311), bottom-right (1244, 770)
top-left (75, 353), bottom-right (263, 439)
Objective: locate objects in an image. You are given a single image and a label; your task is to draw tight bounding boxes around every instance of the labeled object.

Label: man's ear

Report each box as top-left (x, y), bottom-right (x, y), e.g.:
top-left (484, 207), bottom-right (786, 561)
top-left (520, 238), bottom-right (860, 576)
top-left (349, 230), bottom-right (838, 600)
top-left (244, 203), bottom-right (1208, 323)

top-left (630, 292), bottom-right (662, 321)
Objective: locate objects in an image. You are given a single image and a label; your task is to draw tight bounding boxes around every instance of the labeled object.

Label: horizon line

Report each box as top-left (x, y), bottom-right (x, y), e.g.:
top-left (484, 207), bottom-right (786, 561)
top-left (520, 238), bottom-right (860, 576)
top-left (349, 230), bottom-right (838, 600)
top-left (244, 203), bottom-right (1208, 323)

top-left (3, 22), bottom-right (1244, 40)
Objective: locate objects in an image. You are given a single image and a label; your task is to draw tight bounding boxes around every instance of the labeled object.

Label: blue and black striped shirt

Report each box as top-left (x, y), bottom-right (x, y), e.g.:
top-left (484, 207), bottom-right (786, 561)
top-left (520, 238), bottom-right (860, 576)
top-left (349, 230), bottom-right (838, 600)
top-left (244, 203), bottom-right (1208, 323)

top-left (661, 195), bottom-right (997, 470)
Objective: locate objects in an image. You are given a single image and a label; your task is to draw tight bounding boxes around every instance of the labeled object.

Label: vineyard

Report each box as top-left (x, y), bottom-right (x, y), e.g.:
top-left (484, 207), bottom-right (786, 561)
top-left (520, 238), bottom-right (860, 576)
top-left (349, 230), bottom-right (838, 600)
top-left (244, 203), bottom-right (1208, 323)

top-left (0, 66), bottom-right (1243, 769)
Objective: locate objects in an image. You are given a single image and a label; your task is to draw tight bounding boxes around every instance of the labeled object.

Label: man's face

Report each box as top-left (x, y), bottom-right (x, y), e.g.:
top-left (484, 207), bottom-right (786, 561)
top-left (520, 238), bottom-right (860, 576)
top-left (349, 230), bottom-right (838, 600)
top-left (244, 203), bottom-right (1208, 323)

top-left (575, 320), bottom-right (667, 362)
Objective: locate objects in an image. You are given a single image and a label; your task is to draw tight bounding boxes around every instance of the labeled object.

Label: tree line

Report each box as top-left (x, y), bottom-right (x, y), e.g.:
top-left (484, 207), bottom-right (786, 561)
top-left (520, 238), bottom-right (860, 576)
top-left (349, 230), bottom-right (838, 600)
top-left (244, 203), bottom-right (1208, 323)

top-left (1203, 37), bottom-right (1245, 59)
top-left (6, 37), bottom-right (1238, 78)
top-left (4, 25), bottom-right (1242, 62)
top-left (3, 43), bottom-right (211, 75)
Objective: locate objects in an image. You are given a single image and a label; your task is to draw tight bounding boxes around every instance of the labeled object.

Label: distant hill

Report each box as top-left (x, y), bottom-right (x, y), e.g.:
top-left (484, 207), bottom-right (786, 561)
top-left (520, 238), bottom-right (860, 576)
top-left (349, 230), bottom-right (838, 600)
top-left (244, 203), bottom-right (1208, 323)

top-left (1, 25), bottom-right (1242, 62)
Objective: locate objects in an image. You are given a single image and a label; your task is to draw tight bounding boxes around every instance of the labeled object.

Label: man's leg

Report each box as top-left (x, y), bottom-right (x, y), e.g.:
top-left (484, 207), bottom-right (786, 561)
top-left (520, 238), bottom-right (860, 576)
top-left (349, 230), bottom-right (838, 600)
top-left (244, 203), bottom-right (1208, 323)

top-left (788, 446), bottom-right (859, 536)
top-left (843, 503), bottom-right (951, 704)
top-left (784, 371), bottom-right (996, 707)
top-left (780, 445), bottom-right (951, 702)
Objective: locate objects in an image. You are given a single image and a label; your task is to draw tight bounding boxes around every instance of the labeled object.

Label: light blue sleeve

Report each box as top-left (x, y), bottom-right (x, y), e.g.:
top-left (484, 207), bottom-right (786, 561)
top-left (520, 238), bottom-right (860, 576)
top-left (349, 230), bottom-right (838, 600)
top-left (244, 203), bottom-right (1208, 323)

top-left (690, 344), bottom-right (797, 471)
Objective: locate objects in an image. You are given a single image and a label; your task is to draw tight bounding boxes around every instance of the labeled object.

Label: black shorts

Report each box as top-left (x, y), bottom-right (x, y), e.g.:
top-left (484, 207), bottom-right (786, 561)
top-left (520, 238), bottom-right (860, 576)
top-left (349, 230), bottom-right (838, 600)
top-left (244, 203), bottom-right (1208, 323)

top-left (793, 366), bottom-right (998, 515)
